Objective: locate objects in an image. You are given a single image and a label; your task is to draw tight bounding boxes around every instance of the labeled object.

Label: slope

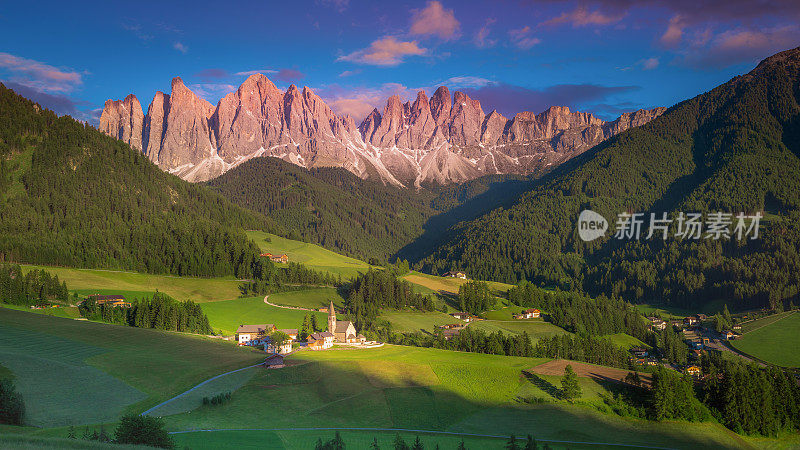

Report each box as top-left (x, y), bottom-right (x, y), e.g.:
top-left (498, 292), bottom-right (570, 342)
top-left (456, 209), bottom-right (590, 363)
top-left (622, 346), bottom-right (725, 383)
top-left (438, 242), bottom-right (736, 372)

top-left (419, 47), bottom-right (800, 311)
top-left (0, 83), bottom-right (281, 278)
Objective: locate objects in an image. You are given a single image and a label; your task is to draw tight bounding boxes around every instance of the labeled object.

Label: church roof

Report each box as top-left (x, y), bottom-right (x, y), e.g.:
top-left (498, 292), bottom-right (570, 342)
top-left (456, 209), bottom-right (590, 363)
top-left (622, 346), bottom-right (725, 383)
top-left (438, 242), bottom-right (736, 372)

top-left (335, 321), bottom-right (354, 332)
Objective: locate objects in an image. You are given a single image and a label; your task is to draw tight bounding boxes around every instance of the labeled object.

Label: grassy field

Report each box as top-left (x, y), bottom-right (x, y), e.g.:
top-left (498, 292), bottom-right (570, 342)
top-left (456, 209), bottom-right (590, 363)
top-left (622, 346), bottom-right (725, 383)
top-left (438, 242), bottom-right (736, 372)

top-left (246, 231), bottom-right (374, 279)
top-left (379, 310), bottom-right (459, 333)
top-left (635, 303), bottom-right (698, 319)
top-left (267, 287), bottom-right (346, 310)
top-left (20, 264), bottom-right (242, 303)
top-left (200, 296), bottom-right (327, 335)
top-left (603, 333), bottom-right (650, 350)
top-left (469, 319), bottom-right (570, 341)
top-left (401, 271), bottom-right (513, 296)
top-left (160, 345), bottom-right (755, 449)
top-left (0, 307), bottom-right (263, 426)
top-left (0, 302), bottom-right (81, 319)
top-left (732, 311), bottom-right (800, 367)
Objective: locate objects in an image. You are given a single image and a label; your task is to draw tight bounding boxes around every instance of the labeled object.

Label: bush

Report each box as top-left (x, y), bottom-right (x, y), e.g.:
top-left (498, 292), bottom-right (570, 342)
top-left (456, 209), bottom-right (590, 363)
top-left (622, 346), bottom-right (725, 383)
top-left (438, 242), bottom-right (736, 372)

top-left (114, 414), bottom-right (173, 449)
top-left (202, 392), bottom-right (232, 407)
top-left (0, 379), bottom-right (25, 425)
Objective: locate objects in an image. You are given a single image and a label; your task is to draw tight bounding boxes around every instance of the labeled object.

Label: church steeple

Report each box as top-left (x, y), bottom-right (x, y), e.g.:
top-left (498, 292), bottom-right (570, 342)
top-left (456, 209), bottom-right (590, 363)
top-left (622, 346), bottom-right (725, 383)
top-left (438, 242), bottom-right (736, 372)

top-left (327, 300), bottom-right (336, 333)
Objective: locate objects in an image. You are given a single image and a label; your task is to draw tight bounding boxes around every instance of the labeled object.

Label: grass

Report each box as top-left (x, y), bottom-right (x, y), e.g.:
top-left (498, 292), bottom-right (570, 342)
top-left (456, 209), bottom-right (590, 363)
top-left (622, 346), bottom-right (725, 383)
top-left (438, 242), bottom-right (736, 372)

top-left (161, 345), bottom-right (757, 449)
top-left (469, 319), bottom-right (570, 342)
top-left (401, 271), bottom-right (513, 296)
top-left (267, 287), bottom-right (345, 310)
top-left (0, 307), bottom-right (263, 425)
top-left (739, 310), bottom-right (796, 333)
top-left (0, 433), bottom-right (149, 449)
top-left (603, 333), bottom-right (650, 350)
top-left (635, 303), bottom-right (698, 319)
top-left (732, 311), bottom-right (800, 367)
top-left (379, 311), bottom-right (459, 333)
top-left (20, 264), bottom-right (242, 303)
top-left (200, 296), bottom-right (327, 335)
top-left (0, 302), bottom-right (81, 319)
top-left (246, 231), bottom-right (374, 279)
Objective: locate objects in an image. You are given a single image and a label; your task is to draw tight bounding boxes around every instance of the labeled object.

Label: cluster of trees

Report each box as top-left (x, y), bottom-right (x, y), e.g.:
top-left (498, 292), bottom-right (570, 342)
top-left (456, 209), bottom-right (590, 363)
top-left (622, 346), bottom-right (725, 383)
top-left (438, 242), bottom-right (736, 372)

top-left (650, 326), bottom-right (688, 365)
top-left (457, 280), bottom-right (493, 314)
top-left (700, 353), bottom-right (800, 436)
top-left (345, 269), bottom-right (435, 331)
top-left (712, 304), bottom-right (734, 333)
top-left (532, 334), bottom-right (636, 370)
top-left (507, 283), bottom-right (649, 339)
top-left (299, 313), bottom-right (323, 340)
top-left (78, 292), bottom-right (212, 334)
top-left (419, 54), bottom-right (800, 313)
top-left (650, 367), bottom-right (709, 422)
top-left (312, 431), bottom-right (544, 450)
top-left (376, 326), bottom-right (535, 358)
top-left (0, 264), bottom-right (68, 306)
top-left (202, 392), bottom-right (231, 407)
top-left (0, 379), bottom-right (24, 425)
top-left (65, 414), bottom-right (172, 448)
top-left (0, 83), bottom-right (277, 279)
top-left (241, 260), bottom-right (340, 295)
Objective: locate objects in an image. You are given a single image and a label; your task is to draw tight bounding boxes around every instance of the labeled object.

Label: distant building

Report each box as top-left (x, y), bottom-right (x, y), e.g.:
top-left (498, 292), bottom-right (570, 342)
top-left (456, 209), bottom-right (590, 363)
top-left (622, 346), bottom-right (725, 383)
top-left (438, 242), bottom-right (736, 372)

top-left (261, 253), bottom-right (289, 263)
top-left (307, 331), bottom-right (334, 350)
top-left (686, 365), bottom-right (702, 377)
top-left (444, 271), bottom-right (467, 279)
top-left (264, 353), bottom-right (285, 368)
top-left (85, 294), bottom-right (131, 308)
top-left (732, 324), bottom-right (742, 331)
top-left (650, 319), bottom-right (667, 330)
top-left (327, 301), bottom-right (361, 343)
top-left (278, 328), bottom-right (299, 341)
top-left (722, 330), bottom-right (738, 340)
top-left (514, 308), bottom-right (541, 319)
top-left (451, 312), bottom-right (472, 321)
top-left (683, 317), bottom-right (698, 326)
top-left (236, 324), bottom-right (275, 346)
top-left (630, 347), bottom-right (648, 358)
top-left (265, 336), bottom-right (293, 355)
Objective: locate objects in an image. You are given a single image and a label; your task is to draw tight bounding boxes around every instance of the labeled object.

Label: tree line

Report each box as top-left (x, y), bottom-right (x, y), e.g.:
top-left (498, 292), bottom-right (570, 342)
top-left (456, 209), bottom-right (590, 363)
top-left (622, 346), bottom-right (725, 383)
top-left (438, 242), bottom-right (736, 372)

top-left (0, 264), bottom-right (68, 307)
top-left (78, 291), bottom-right (212, 334)
top-left (345, 268), bottom-right (436, 332)
top-left (240, 260), bottom-right (341, 296)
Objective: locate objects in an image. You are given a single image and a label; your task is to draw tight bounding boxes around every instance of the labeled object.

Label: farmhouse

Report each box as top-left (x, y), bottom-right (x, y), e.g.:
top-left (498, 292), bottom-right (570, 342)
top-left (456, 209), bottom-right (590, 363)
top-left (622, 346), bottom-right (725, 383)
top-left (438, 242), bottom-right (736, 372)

top-left (630, 347), bottom-right (648, 358)
top-left (514, 308), bottom-right (541, 319)
top-left (307, 331), bottom-right (334, 350)
top-left (86, 294), bottom-right (131, 308)
top-left (327, 301), bottom-right (364, 343)
top-left (236, 324), bottom-right (275, 345)
top-left (260, 253), bottom-right (289, 263)
top-left (686, 365), bottom-right (702, 377)
top-left (444, 271), bottom-right (467, 279)
top-left (265, 335), bottom-right (293, 354)
top-left (722, 330), bottom-right (738, 340)
top-left (451, 311), bottom-right (481, 322)
top-left (278, 328), bottom-right (299, 340)
top-left (649, 318), bottom-right (667, 330)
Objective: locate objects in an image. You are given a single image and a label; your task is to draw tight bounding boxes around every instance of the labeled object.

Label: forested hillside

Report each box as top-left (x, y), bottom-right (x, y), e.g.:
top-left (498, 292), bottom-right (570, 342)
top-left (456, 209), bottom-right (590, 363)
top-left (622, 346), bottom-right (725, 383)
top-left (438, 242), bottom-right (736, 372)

top-left (207, 157), bottom-right (531, 263)
top-left (420, 47), bottom-right (800, 311)
top-left (0, 83), bottom-right (281, 278)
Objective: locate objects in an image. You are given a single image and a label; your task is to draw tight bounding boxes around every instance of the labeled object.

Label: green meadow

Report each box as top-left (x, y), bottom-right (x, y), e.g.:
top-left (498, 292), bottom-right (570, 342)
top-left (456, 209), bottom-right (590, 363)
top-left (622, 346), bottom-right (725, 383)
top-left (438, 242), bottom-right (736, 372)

top-left (379, 310), bottom-right (459, 333)
top-left (732, 311), bottom-right (800, 367)
top-left (246, 230), bottom-right (374, 279)
top-left (603, 333), bottom-right (651, 350)
top-left (200, 296), bottom-right (327, 335)
top-left (268, 287), bottom-right (346, 310)
top-left (20, 264), bottom-right (242, 303)
top-left (401, 271), bottom-right (514, 296)
top-left (469, 319), bottom-right (570, 341)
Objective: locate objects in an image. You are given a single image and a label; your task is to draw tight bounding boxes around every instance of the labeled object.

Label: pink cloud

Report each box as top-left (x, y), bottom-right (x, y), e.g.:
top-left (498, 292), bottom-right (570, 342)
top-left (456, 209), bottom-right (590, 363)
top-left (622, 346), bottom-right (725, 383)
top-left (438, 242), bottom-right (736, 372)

top-left (338, 36), bottom-right (427, 66)
top-left (660, 15), bottom-right (686, 47)
top-left (679, 25), bottom-right (800, 69)
top-left (542, 5), bottom-right (625, 28)
top-left (0, 52), bottom-right (82, 93)
top-left (508, 26), bottom-right (541, 50)
top-left (409, 1), bottom-right (460, 40)
top-left (173, 42), bottom-right (188, 54)
top-left (474, 18), bottom-right (497, 48)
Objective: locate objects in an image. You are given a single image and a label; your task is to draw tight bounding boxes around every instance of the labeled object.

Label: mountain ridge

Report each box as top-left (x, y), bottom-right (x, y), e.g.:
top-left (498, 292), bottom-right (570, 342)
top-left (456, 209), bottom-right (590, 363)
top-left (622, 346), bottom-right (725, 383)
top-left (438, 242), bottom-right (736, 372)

top-left (100, 75), bottom-right (664, 186)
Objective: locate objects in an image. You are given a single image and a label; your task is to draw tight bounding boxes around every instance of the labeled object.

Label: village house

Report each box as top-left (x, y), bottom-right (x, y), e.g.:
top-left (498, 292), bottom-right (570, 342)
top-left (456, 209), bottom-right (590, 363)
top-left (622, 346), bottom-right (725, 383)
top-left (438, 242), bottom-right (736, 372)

top-left (261, 253), bottom-right (289, 264)
top-left (630, 347), bottom-right (648, 358)
top-left (732, 324), bottom-right (742, 331)
top-left (686, 365), bottom-right (702, 377)
top-left (307, 331), bottom-right (334, 350)
top-left (650, 319), bottom-right (667, 331)
top-left (443, 271), bottom-right (467, 279)
top-left (236, 324), bottom-right (275, 346)
top-left (451, 312), bottom-right (480, 322)
top-left (86, 294), bottom-right (131, 308)
top-left (265, 335), bottom-right (293, 355)
top-left (722, 330), bottom-right (738, 340)
top-left (514, 308), bottom-right (541, 319)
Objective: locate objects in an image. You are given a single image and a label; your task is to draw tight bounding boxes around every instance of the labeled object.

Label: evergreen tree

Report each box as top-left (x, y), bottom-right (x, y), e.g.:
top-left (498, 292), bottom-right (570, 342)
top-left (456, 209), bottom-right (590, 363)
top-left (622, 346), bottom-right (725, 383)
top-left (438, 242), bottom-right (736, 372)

top-left (560, 365), bottom-right (581, 402)
top-left (524, 435), bottom-right (537, 450)
top-left (505, 434), bottom-right (519, 450)
top-left (394, 433), bottom-right (409, 450)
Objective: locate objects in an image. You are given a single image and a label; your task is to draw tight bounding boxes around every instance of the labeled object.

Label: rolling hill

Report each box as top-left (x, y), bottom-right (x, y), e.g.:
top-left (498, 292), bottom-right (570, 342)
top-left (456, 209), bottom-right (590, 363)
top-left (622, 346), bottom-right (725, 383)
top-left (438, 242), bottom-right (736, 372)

top-left (419, 47), bottom-right (800, 312)
top-left (0, 83), bottom-right (281, 278)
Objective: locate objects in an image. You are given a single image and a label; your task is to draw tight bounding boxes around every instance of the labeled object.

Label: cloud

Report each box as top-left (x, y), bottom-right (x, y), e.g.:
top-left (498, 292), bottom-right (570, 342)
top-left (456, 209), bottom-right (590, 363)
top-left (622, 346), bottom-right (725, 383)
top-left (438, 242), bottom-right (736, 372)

top-left (679, 25), bottom-right (800, 69)
top-left (316, 0), bottom-right (349, 12)
top-left (318, 82), bottom-right (415, 121)
top-left (0, 52), bottom-right (82, 93)
top-left (338, 36), bottom-right (427, 66)
top-left (186, 83), bottom-right (238, 103)
top-left (462, 82), bottom-right (640, 118)
top-left (276, 68), bottom-right (305, 83)
top-left (409, 1), bottom-right (460, 40)
top-left (660, 15), bottom-right (686, 47)
top-left (444, 76), bottom-right (494, 88)
top-left (173, 42), bottom-right (188, 54)
top-left (234, 69), bottom-right (278, 77)
top-left (541, 5), bottom-right (625, 27)
top-left (620, 57), bottom-right (660, 71)
top-left (2, 81), bottom-right (87, 116)
top-left (508, 26), bottom-right (541, 50)
top-left (474, 18), bottom-right (497, 48)
top-left (122, 23), bottom-right (153, 41)
top-left (195, 68), bottom-right (229, 80)
top-left (339, 69), bottom-right (360, 77)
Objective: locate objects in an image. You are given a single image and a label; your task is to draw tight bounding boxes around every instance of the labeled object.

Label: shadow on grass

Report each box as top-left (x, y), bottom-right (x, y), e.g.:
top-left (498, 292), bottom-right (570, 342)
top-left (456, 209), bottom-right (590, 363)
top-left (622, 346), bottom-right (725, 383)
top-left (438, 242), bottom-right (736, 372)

top-left (523, 371), bottom-right (562, 399)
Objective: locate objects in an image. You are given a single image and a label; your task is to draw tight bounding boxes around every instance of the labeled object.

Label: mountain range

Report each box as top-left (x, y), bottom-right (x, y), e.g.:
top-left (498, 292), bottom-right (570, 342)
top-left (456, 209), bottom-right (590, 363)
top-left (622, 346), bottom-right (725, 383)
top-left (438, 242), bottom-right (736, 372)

top-left (99, 75), bottom-right (664, 186)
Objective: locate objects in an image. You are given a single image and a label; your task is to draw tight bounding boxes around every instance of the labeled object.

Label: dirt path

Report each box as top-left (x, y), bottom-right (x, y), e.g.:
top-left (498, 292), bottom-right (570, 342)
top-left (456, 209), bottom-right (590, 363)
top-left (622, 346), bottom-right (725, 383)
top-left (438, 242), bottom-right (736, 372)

top-left (528, 359), bottom-right (653, 387)
top-left (263, 294), bottom-right (315, 311)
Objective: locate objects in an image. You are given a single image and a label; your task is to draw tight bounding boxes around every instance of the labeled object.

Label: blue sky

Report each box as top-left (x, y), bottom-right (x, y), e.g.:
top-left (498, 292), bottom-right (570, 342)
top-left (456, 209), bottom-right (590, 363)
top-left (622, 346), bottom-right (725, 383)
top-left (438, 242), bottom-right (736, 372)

top-left (1, 0), bottom-right (798, 123)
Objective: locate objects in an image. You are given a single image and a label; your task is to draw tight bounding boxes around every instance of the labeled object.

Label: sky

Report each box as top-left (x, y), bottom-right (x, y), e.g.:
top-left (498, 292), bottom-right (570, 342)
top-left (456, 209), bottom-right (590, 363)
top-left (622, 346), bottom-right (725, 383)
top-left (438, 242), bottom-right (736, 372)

top-left (1, 0), bottom-right (799, 124)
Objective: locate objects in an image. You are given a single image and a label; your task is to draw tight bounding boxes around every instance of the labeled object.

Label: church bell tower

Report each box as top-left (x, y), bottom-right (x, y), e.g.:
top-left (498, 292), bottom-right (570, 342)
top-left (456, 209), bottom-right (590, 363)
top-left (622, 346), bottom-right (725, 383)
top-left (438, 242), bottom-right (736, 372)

top-left (327, 300), bottom-right (336, 333)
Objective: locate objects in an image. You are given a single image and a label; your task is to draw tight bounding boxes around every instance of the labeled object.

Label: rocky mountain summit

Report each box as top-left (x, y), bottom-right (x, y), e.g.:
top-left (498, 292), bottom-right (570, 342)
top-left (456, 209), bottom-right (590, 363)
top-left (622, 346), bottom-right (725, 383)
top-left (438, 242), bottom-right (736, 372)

top-left (100, 74), bottom-right (665, 186)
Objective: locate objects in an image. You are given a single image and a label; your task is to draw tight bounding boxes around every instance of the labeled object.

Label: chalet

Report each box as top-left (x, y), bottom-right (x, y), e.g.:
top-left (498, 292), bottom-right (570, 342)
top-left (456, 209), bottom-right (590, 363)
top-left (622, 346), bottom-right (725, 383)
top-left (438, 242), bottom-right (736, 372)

top-left (307, 331), bottom-right (334, 350)
top-left (722, 330), bottom-right (738, 340)
top-left (278, 329), bottom-right (299, 340)
top-left (260, 253), bottom-right (289, 263)
top-left (732, 324), bottom-right (742, 331)
top-left (514, 308), bottom-right (541, 319)
top-left (686, 365), bottom-right (702, 377)
top-left (264, 353), bottom-right (285, 368)
top-left (236, 324), bottom-right (275, 346)
top-left (451, 312), bottom-right (470, 320)
top-left (265, 336), bottom-right (293, 355)
top-left (444, 271), bottom-right (467, 279)
top-left (438, 323), bottom-right (465, 330)
top-left (630, 347), bottom-right (648, 358)
top-left (683, 316), bottom-right (698, 326)
top-left (86, 294), bottom-right (131, 308)
top-left (650, 319), bottom-right (667, 331)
